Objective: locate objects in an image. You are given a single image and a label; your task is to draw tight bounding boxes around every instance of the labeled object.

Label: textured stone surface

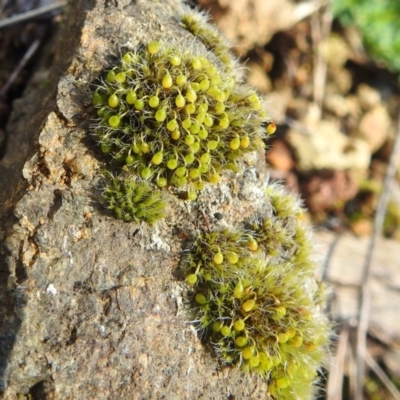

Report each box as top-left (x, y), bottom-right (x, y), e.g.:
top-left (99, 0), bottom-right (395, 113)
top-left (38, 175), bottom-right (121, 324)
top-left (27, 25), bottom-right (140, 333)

top-left (0, 1), bottom-right (274, 398)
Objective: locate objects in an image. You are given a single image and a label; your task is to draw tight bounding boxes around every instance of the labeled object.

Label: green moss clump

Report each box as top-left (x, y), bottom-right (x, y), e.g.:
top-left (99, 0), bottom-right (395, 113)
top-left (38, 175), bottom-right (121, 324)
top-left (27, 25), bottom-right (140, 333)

top-left (92, 40), bottom-right (271, 192)
top-left (182, 186), bottom-right (330, 399)
top-left (103, 175), bottom-right (166, 224)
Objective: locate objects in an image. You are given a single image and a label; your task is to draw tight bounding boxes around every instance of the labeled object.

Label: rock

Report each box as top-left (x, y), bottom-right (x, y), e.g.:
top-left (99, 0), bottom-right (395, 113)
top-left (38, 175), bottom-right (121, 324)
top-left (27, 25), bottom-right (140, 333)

top-left (0, 1), bottom-right (328, 399)
top-left (287, 119), bottom-right (371, 171)
top-left (357, 104), bottom-right (391, 152)
top-left (357, 83), bottom-right (382, 111)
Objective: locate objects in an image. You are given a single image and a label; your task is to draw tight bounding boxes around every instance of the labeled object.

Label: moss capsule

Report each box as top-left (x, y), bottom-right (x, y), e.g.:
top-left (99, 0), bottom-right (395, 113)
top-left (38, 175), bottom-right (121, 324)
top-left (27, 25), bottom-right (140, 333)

top-left (220, 326), bottom-right (231, 336)
top-left (187, 274), bottom-right (197, 284)
top-left (147, 41), bottom-right (160, 54)
top-left (175, 94), bottom-right (186, 108)
top-left (151, 151), bottom-right (164, 165)
top-left (148, 95), bottom-right (160, 108)
top-left (213, 252), bottom-right (223, 264)
top-left (162, 73), bottom-right (173, 89)
top-left (126, 91), bottom-right (137, 104)
top-left (234, 319), bottom-right (245, 331)
top-left (242, 299), bottom-right (256, 312)
top-left (235, 336), bottom-right (247, 347)
top-left (242, 346), bottom-right (255, 360)
top-left (108, 94), bottom-right (119, 108)
top-left (108, 115), bottom-right (121, 128)
top-left (195, 293), bottom-right (208, 304)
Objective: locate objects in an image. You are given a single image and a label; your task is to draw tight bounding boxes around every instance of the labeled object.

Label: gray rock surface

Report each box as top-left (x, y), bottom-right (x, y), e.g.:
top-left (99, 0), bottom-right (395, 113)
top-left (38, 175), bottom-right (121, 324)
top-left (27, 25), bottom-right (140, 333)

top-left (0, 1), bottom-right (273, 398)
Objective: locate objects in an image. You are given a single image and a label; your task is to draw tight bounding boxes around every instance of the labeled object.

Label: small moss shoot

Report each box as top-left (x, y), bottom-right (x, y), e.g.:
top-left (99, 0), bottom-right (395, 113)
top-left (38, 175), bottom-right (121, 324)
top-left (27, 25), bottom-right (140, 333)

top-left (103, 174), bottom-right (166, 224)
top-left (182, 186), bottom-right (330, 399)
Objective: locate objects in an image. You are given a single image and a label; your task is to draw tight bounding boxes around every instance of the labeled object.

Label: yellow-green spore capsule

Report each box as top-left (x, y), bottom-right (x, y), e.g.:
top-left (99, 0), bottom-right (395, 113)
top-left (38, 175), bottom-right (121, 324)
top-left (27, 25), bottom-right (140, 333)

top-left (190, 82), bottom-right (200, 92)
top-left (115, 72), bottom-right (126, 83)
top-left (189, 168), bottom-right (200, 179)
top-left (278, 332), bottom-right (289, 343)
top-left (134, 99), bottom-right (144, 111)
top-left (147, 41), bottom-right (160, 55)
top-left (275, 306), bottom-right (286, 319)
top-left (200, 153), bottom-right (211, 164)
top-left (198, 129), bottom-right (208, 140)
top-left (167, 119), bottom-right (178, 132)
top-left (151, 151), bottom-right (164, 165)
top-left (230, 138), bottom-right (240, 150)
top-left (167, 158), bottom-right (178, 170)
top-left (195, 293), bottom-right (207, 305)
top-left (184, 153), bottom-right (195, 164)
top-left (175, 166), bottom-right (187, 178)
top-left (185, 135), bottom-right (195, 145)
top-left (214, 102), bottom-right (225, 115)
top-left (126, 91), bottom-right (137, 104)
top-left (193, 181), bottom-right (204, 191)
top-left (212, 321), bottom-right (223, 332)
top-left (213, 252), bottom-right (223, 265)
top-left (140, 142), bottom-right (150, 153)
top-left (175, 94), bottom-right (186, 108)
top-left (170, 55), bottom-right (181, 66)
top-left (207, 140), bottom-right (218, 151)
top-left (204, 115), bottom-right (213, 127)
top-left (186, 89), bottom-right (197, 103)
top-left (275, 377), bottom-right (290, 389)
top-left (106, 70), bottom-right (116, 83)
top-left (155, 109), bottom-right (167, 122)
top-left (171, 130), bottom-right (180, 140)
top-left (233, 282), bottom-right (244, 299)
top-left (156, 177), bottom-right (167, 188)
top-left (242, 299), bottom-right (256, 312)
top-left (162, 73), bottom-right (173, 89)
top-left (209, 172), bottom-right (220, 184)
top-left (175, 176), bottom-right (187, 187)
top-left (125, 154), bottom-right (135, 165)
top-left (228, 252), bottom-right (239, 264)
top-left (220, 326), bottom-right (231, 336)
top-left (176, 74), bottom-right (187, 86)
top-left (290, 335), bottom-right (303, 347)
top-left (219, 117), bottom-right (230, 129)
top-left (140, 167), bottom-right (153, 179)
top-left (148, 95), bottom-right (160, 108)
top-left (192, 57), bottom-right (202, 70)
top-left (108, 115), bottom-right (121, 128)
top-left (235, 336), bottom-right (247, 347)
top-left (182, 118), bottom-right (192, 129)
top-left (234, 319), bottom-right (245, 331)
top-left (199, 78), bottom-right (210, 91)
top-left (240, 136), bottom-right (250, 149)
top-left (189, 124), bottom-right (200, 135)
top-left (187, 274), bottom-right (197, 284)
top-left (241, 346), bottom-right (254, 360)
top-left (108, 94), bottom-right (119, 108)
top-left (248, 238), bottom-right (258, 251)
top-left (186, 103), bottom-right (196, 114)
top-left (92, 92), bottom-right (103, 106)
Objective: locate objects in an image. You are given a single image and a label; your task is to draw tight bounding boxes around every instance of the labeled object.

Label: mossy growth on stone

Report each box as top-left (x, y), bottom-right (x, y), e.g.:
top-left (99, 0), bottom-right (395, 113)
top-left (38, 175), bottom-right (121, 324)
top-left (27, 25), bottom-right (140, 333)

top-left (102, 174), bottom-right (166, 224)
top-left (92, 39), bottom-right (272, 193)
top-left (182, 185), bottom-right (330, 399)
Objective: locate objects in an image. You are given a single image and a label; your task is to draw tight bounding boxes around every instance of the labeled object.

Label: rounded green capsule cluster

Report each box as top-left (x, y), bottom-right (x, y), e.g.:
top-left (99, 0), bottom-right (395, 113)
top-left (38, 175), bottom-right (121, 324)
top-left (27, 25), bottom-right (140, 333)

top-left (92, 41), bottom-right (269, 191)
top-left (102, 174), bottom-right (166, 224)
top-left (182, 186), bottom-right (329, 399)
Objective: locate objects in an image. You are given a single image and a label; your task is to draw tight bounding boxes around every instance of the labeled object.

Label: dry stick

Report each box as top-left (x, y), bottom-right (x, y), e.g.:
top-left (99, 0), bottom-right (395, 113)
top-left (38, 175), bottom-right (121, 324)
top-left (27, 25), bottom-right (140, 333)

top-left (365, 351), bottom-right (400, 400)
top-left (0, 39), bottom-right (40, 98)
top-left (0, 2), bottom-right (67, 29)
top-left (355, 112), bottom-right (400, 400)
top-left (311, 0), bottom-right (332, 119)
top-left (326, 324), bottom-right (349, 400)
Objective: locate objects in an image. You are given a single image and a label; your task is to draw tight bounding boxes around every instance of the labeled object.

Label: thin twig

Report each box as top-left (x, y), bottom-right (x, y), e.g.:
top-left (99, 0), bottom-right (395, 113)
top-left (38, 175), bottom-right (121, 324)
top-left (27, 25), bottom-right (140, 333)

top-left (311, 0), bottom-right (333, 119)
top-left (0, 1), bottom-right (67, 30)
top-left (355, 112), bottom-right (400, 400)
top-left (0, 39), bottom-right (41, 98)
top-left (365, 351), bottom-right (400, 400)
top-left (326, 324), bottom-right (349, 400)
